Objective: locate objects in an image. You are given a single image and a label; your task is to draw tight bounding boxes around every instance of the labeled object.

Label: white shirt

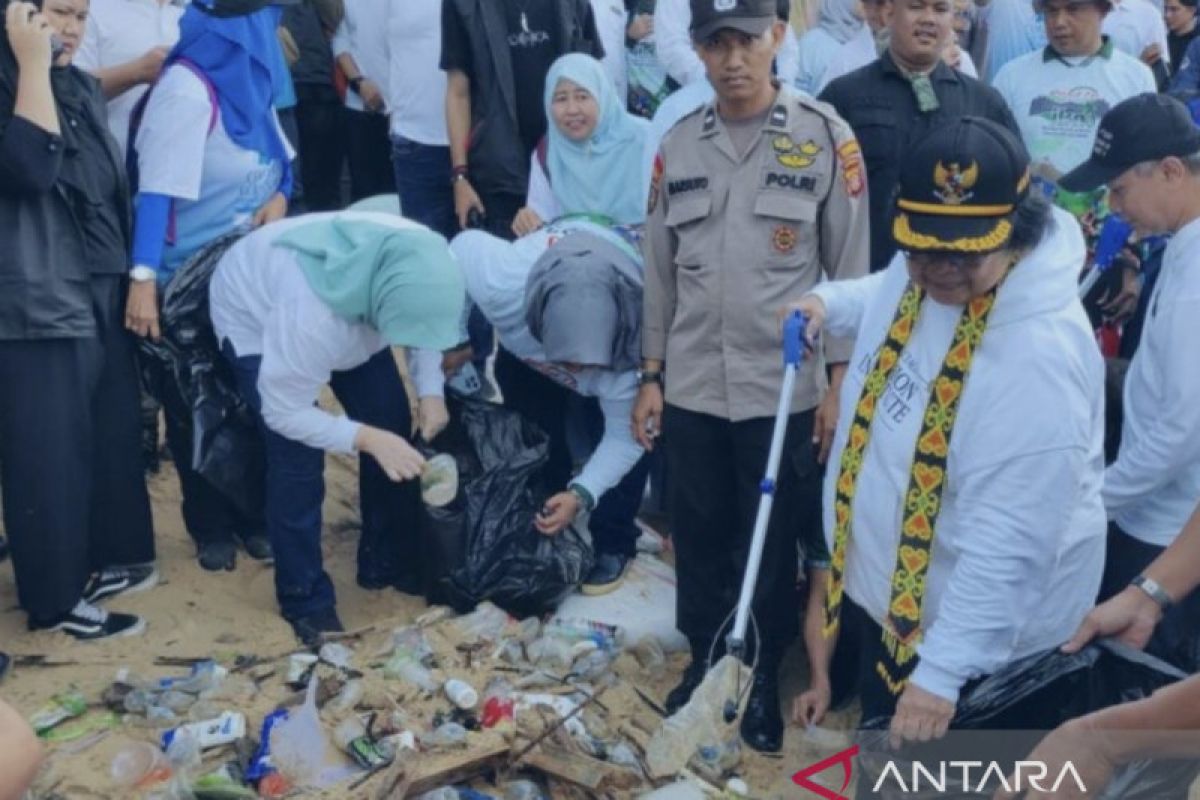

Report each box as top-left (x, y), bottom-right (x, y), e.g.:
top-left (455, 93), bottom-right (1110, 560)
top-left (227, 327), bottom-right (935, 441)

top-left (654, 0), bottom-right (706, 86)
top-left (1103, 217), bottom-right (1200, 547)
top-left (812, 207), bottom-right (1106, 702)
top-left (74, 0), bottom-right (183, 154)
top-left (134, 64), bottom-right (295, 276)
top-left (992, 45), bottom-right (1156, 180)
top-left (450, 221), bottom-right (645, 501)
top-left (209, 212), bottom-right (445, 454)
top-left (385, 0), bottom-right (448, 144)
top-left (592, 0), bottom-right (630, 104)
top-left (1103, 0), bottom-right (1170, 65)
top-left (332, 0), bottom-right (391, 113)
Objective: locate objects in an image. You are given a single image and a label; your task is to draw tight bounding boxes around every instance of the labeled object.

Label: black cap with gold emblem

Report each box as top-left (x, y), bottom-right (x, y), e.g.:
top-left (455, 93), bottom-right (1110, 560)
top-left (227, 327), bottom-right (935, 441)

top-left (689, 0), bottom-right (777, 41)
top-left (892, 117), bottom-right (1032, 254)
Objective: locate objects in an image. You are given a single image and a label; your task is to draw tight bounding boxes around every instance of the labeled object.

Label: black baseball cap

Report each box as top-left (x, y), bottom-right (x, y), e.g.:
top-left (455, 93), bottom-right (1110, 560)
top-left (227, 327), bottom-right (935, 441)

top-left (193, 0), bottom-right (297, 18)
top-left (690, 0), bottom-right (777, 41)
top-left (892, 117), bottom-right (1031, 255)
top-left (1059, 93), bottom-right (1200, 192)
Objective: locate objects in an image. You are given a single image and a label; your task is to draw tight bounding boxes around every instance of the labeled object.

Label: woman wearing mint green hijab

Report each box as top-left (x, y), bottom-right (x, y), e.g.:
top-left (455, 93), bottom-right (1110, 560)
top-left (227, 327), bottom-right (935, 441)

top-left (208, 211), bottom-right (464, 644)
top-left (513, 53), bottom-right (651, 237)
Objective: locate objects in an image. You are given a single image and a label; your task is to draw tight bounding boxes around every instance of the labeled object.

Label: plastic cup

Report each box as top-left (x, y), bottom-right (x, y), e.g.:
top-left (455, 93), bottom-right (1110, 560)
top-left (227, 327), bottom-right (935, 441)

top-left (110, 741), bottom-right (170, 788)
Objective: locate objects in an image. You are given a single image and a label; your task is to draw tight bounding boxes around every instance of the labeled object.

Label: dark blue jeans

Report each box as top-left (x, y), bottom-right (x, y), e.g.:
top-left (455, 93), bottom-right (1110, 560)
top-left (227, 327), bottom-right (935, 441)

top-left (224, 342), bottom-right (420, 621)
top-left (392, 135), bottom-right (492, 368)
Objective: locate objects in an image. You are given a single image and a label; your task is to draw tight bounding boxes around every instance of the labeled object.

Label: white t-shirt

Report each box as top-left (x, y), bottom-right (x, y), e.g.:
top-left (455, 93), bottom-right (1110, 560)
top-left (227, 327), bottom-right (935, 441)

top-left (135, 64), bottom-right (294, 276)
top-left (992, 45), bottom-right (1156, 180)
top-left (654, 0), bottom-right (706, 86)
top-left (210, 212), bottom-right (445, 453)
top-left (591, 0), bottom-right (630, 104)
top-left (386, 0), bottom-right (447, 144)
top-left (1103, 0), bottom-right (1170, 65)
top-left (74, 0), bottom-right (183, 155)
top-left (1104, 217), bottom-right (1200, 547)
top-left (332, 0), bottom-right (391, 113)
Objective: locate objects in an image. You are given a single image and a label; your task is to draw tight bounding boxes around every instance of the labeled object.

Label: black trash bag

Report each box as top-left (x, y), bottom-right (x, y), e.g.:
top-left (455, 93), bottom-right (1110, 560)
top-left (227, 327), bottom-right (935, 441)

top-left (421, 396), bottom-right (594, 617)
top-left (138, 233), bottom-right (265, 517)
top-left (855, 641), bottom-right (1197, 799)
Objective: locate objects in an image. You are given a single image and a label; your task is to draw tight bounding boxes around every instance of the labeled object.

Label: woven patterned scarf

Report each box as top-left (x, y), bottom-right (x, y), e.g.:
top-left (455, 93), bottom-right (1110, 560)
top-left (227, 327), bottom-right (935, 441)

top-left (823, 275), bottom-right (1007, 696)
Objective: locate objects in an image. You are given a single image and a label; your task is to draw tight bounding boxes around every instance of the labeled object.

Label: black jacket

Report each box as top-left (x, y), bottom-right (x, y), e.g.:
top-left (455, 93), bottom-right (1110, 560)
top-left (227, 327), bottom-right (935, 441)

top-left (820, 52), bottom-right (1021, 272)
top-left (0, 52), bottom-right (130, 340)
top-left (442, 0), bottom-right (603, 199)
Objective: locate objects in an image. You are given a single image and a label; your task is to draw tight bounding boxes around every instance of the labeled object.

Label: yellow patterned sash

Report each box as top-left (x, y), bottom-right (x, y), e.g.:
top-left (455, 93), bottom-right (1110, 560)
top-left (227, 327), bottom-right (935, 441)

top-left (823, 276), bottom-right (1006, 696)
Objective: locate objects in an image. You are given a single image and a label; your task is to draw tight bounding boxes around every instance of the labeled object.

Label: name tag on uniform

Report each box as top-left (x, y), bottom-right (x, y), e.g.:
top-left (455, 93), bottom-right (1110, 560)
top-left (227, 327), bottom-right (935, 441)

top-left (668, 177), bottom-right (709, 196)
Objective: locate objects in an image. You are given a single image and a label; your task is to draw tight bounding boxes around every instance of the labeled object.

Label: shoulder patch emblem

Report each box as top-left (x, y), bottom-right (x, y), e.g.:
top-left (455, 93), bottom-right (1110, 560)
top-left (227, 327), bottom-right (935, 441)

top-left (837, 139), bottom-right (865, 199)
top-left (648, 152), bottom-right (664, 214)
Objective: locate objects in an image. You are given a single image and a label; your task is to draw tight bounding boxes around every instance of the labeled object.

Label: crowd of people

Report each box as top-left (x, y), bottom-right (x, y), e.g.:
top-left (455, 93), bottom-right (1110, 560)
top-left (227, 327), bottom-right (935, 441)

top-left (1, 0), bottom-right (1199, 792)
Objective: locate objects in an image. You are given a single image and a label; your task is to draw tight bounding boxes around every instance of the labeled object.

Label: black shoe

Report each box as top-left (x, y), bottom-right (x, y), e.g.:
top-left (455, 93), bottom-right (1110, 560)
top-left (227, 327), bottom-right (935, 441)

top-left (83, 564), bottom-right (159, 604)
top-left (665, 658), bottom-right (709, 715)
top-left (0, 651), bottom-right (10, 681)
top-left (0, 535), bottom-right (8, 563)
top-left (30, 601), bottom-right (146, 640)
top-left (740, 668), bottom-right (784, 753)
top-left (198, 540), bottom-right (237, 572)
top-left (239, 533), bottom-right (274, 563)
top-left (581, 553), bottom-right (631, 596)
top-left (290, 607), bottom-right (344, 648)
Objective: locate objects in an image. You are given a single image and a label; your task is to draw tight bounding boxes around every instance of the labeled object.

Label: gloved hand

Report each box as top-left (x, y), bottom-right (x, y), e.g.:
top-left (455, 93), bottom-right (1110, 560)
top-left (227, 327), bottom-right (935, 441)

top-left (417, 395), bottom-right (450, 442)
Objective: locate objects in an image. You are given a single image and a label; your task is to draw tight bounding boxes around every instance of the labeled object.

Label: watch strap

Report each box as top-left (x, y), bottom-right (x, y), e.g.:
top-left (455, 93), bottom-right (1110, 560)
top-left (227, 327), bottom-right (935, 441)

top-left (1132, 575), bottom-right (1174, 609)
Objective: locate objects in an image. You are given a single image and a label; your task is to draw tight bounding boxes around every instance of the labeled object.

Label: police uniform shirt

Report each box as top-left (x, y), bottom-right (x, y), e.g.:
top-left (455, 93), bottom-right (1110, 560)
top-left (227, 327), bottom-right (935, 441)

top-left (642, 86), bottom-right (871, 422)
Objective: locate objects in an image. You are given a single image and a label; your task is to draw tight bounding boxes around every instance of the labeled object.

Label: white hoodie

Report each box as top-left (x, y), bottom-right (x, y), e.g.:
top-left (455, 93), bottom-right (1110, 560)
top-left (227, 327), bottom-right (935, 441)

top-left (811, 207), bottom-right (1107, 702)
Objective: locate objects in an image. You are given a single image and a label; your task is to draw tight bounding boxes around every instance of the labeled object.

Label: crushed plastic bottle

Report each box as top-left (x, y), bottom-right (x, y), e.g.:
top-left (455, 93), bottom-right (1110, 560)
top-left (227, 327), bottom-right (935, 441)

top-left (30, 690), bottom-right (89, 736)
top-left (526, 636), bottom-right (574, 668)
top-left (503, 779), bottom-right (546, 800)
top-left (111, 741), bottom-right (172, 789)
top-left (570, 649), bottom-right (614, 681)
top-left (420, 454), bottom-right (459, 507)
top-left (318, 642), bottom-right (354, 671)
top-left (421, 722), bottom-right (468, 749)
top-left (450, 602), bottom-right (511, 644)
top-left (384, 653), bottom-right (439, 694)
top-left (543, 617), bottom-right (623, 651)
top-left (480, 677), bottom-right (515, 730)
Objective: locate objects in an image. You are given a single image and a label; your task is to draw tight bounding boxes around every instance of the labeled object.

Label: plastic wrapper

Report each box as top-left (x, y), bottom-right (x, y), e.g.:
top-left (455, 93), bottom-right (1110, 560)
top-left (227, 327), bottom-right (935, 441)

top-left (137, 233), bottom-right (264, 517)
top-left (422, 397), bottom-right (594, 617)
top-left (856, 641), bottom-right (1198, 799)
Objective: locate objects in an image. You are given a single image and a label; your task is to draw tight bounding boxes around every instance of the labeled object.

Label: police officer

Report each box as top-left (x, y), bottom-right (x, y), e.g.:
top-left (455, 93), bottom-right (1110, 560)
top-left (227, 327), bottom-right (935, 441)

top-left (632, 0), bottom-right (870, 753)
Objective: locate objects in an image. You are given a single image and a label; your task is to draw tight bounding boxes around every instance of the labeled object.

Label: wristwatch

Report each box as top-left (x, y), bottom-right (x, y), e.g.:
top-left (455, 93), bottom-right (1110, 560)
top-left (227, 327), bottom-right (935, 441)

top-left (567, 482), bottom-right (595, 513)
top-left (129, 265), bottom-right (156, 282)
top-left (638, 369), bottom-right (664, 387)
top-left (1131, 575), bottom-right (1174, 610)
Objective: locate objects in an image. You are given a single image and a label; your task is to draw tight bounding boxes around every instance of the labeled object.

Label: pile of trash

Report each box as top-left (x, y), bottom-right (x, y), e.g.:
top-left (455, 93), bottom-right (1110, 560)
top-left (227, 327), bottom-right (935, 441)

top-left (28, 600), bottom-right (756, 799)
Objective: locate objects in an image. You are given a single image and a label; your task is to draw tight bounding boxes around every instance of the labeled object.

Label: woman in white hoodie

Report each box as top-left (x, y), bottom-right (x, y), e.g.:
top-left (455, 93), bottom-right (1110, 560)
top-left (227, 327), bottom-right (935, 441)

top-left (785, 118), bottom-right (1107, 745)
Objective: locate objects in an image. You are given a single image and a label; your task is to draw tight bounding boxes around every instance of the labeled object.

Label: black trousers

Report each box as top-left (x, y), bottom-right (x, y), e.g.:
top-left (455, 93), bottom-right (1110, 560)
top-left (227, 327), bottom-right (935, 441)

top-left (477, 191), bottom-right (524, 241)
top-left (493, 347), bottom-right (648, 557)
top-left (662, 404), bottom-right (821, 663)
top-left (0, 275), bottom-right (155, 621)
top-left (345, 107), bottom-right (394, 202)
top-left (294, 83), bottom-right (346, 212)
top-left (1100, 522), bottom-right (1200, 672)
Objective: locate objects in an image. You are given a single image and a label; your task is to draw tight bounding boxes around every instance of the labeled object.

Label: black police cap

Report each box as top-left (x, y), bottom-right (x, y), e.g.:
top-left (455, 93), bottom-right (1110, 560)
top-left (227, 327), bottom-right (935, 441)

top-left (689, 0), bottom-right (777, 41)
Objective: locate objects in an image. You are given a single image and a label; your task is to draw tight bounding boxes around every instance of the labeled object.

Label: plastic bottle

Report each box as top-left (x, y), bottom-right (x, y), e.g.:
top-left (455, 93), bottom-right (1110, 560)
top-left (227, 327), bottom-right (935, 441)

top-left (608, 741), bottom-right (640, 769)
top-left (443, 679), bottom-right (478, 710)
top-left (332, 717), bottom-right (391, 770)
top-left (384, 654), bottom-right (439, 694)
top-left (527, 636), bottom-right (574, 668)
top-left (328, 680), bottom-right (364, 714)
top-left (421, 722), bottom-right (468, 749)
top-left (420, 454), bottom-right (459, 507)
top-left (503, 779), bottom-right (546, 800)
top-left (480, 677), bottom-right (515, 729)
top-left (30, 690), bottom-right (89, 735)
top-left (318, 642), bottom-right (354, 670)
top-left (451, 602), bottom-right (510, 643)
top-left (543, 617), bottom-right (623, 651)
top-left (111, 741), bottom-right (172, 788)
top-left (631, 635), bottom-right (666, 673)
top-left (285, 654), bottom-right (318, 685)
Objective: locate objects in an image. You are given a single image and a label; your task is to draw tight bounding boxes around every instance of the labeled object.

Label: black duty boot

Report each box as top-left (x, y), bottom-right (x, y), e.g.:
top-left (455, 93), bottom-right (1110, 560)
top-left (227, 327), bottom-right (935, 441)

top-left (290, 607), bottom-right (344, 648)
top-left (665, 657), bottom-right (709, 715)
top-left (740, 667), bottom-right (784, 753)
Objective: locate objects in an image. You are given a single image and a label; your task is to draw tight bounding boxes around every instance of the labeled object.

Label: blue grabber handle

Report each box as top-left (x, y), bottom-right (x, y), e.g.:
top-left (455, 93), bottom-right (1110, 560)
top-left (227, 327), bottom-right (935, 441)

top-left (783, 310), bottom-right (807, 367)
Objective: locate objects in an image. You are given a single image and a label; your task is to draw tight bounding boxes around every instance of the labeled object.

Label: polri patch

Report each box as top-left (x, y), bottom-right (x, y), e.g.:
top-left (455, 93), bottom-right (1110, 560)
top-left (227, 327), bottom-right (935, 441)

top-left (765, 172), bottom-right (817, 193)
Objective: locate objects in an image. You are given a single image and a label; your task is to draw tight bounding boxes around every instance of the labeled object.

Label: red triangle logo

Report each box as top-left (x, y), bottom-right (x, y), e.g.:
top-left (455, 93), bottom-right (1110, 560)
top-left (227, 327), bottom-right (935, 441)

top-left (792, 745), bottom-right (860, 800)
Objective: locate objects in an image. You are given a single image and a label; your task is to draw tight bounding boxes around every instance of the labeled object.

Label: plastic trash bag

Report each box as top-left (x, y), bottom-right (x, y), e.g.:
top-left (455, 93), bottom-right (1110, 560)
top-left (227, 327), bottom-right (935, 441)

top-left (421, 397), bottom-right (593, 617)
top-left (138, 233), bottom-right (264, 517)
top-left (856, 641), bottom-right (1197, 799)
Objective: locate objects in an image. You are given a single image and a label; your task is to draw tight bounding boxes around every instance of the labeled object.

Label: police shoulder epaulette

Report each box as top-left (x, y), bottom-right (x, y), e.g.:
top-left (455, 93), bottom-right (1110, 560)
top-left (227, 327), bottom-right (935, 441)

top-left (661, 101), bottom-right (714, 145)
